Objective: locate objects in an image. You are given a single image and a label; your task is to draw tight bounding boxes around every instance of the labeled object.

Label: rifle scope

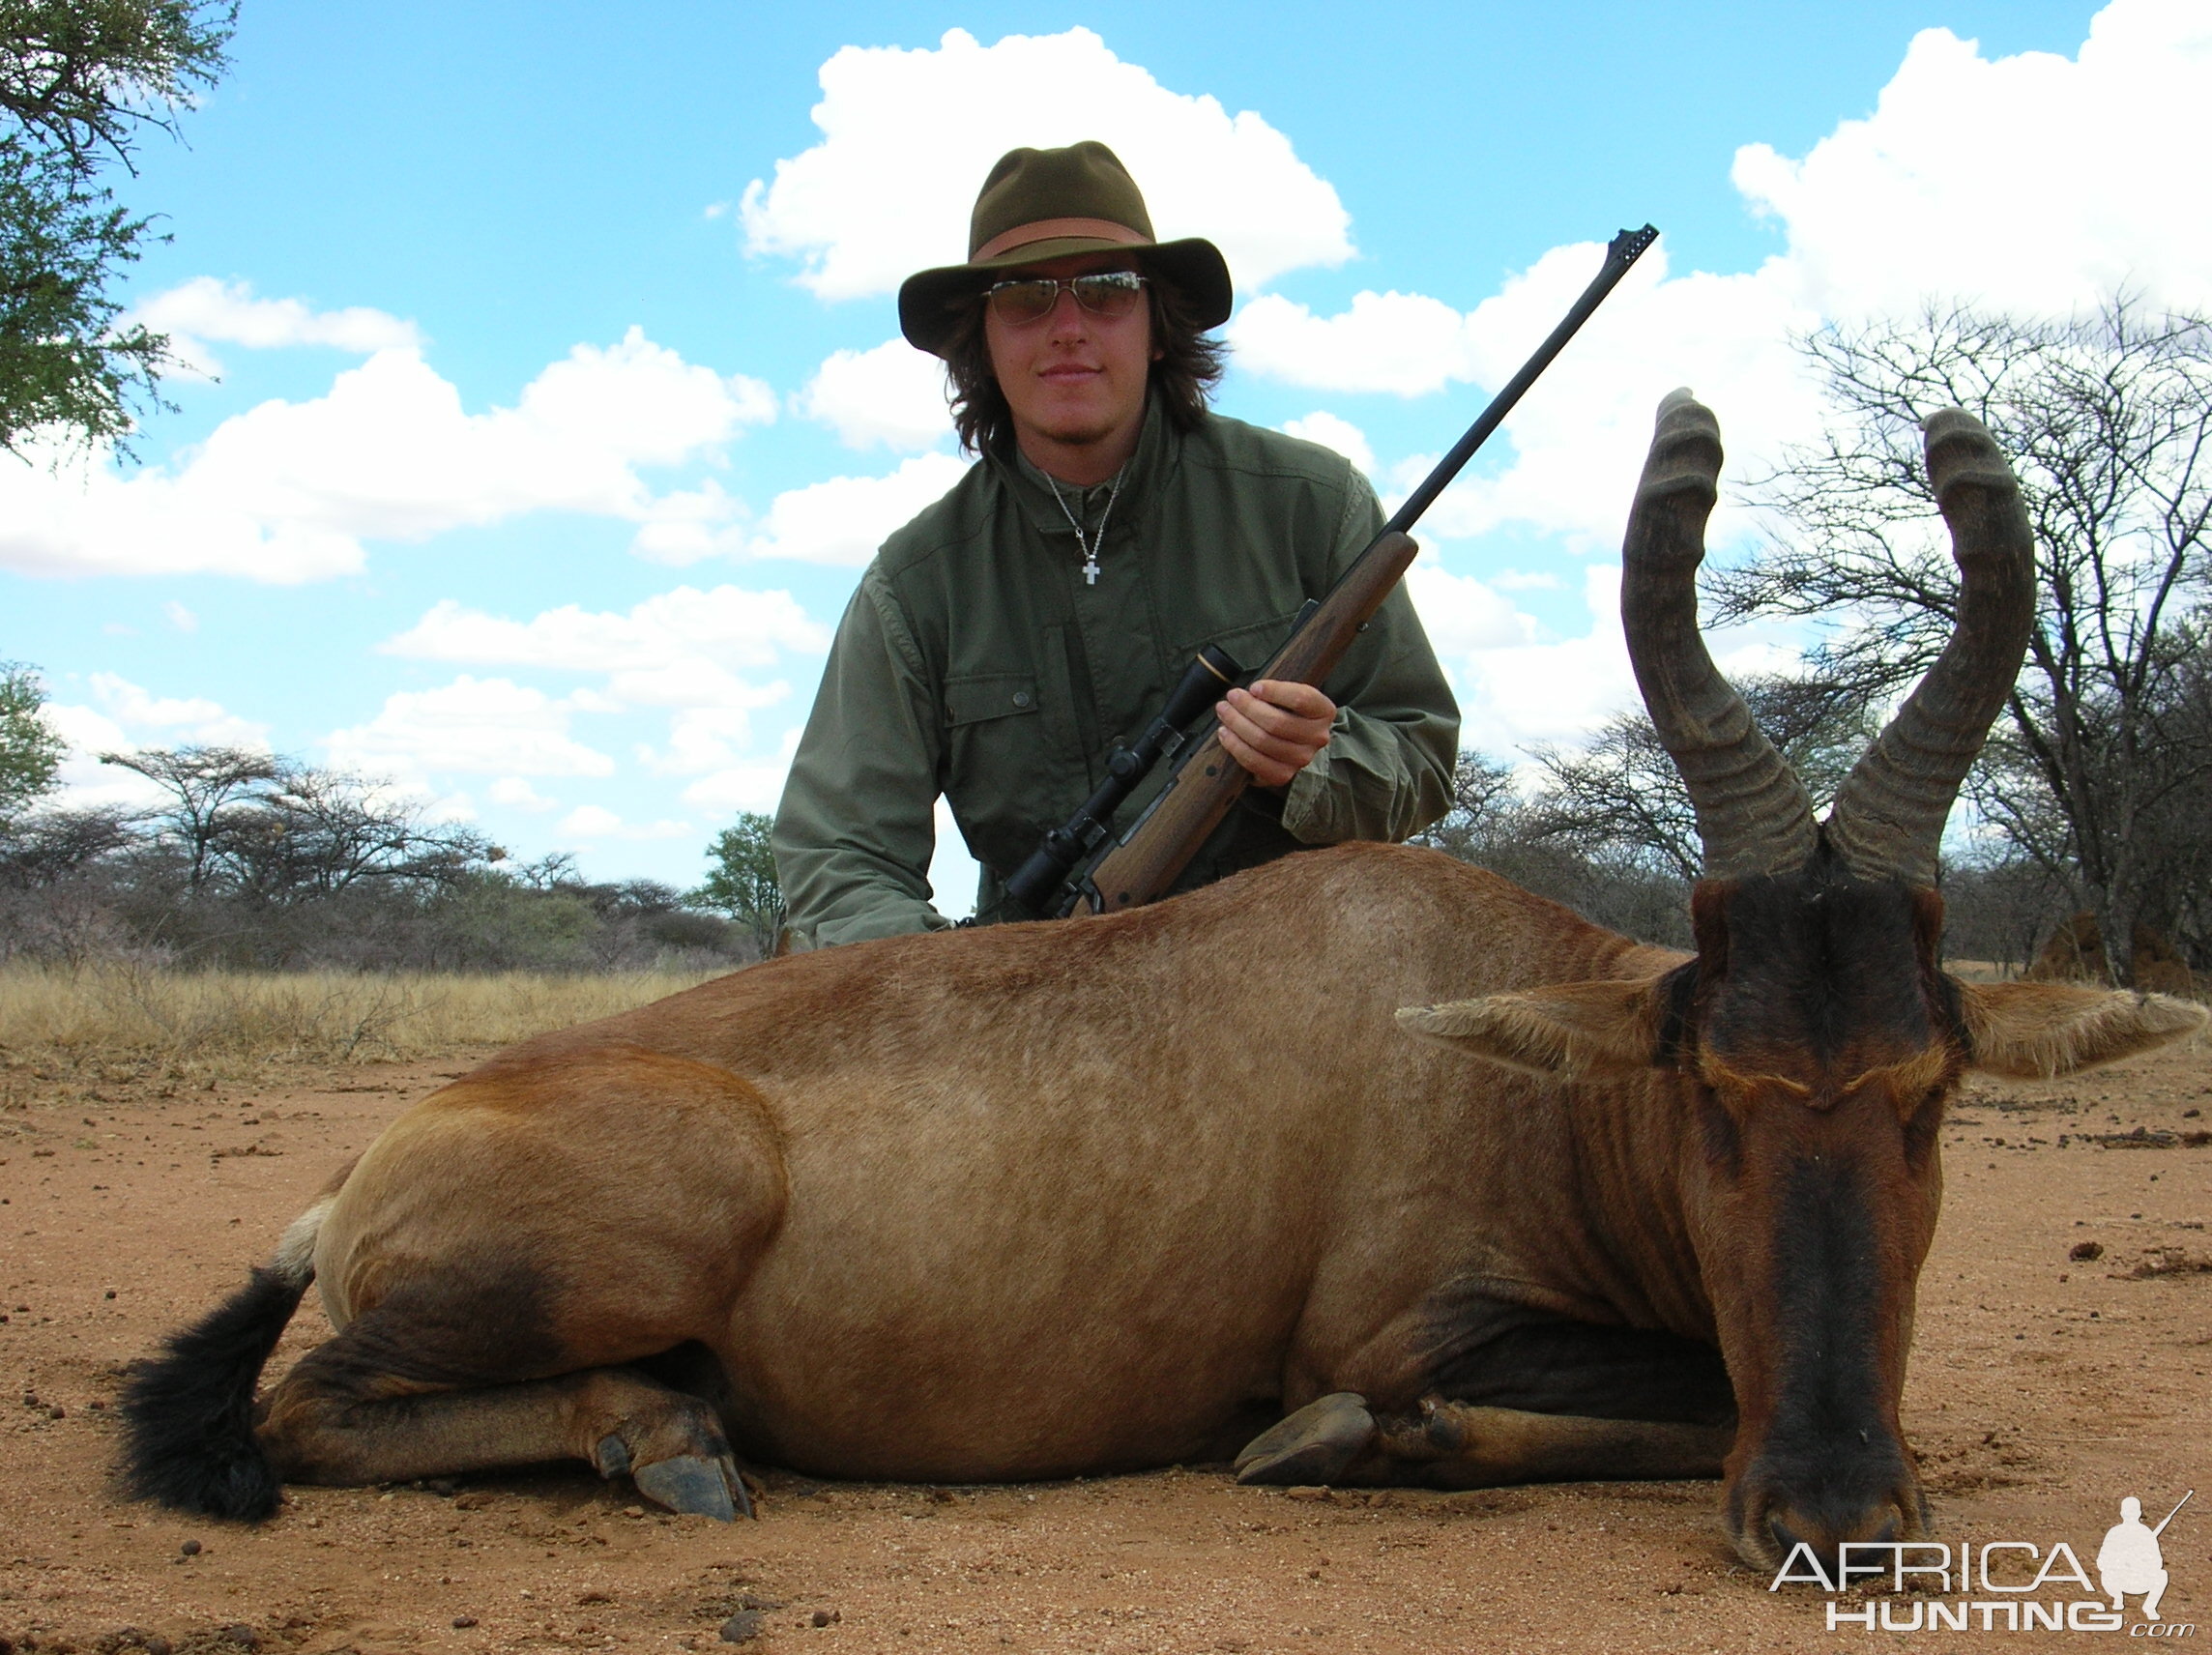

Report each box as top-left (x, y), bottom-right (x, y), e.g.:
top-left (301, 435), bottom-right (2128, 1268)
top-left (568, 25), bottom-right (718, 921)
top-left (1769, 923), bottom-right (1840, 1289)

top-left (1004, 643), bottom-right (1240, 913)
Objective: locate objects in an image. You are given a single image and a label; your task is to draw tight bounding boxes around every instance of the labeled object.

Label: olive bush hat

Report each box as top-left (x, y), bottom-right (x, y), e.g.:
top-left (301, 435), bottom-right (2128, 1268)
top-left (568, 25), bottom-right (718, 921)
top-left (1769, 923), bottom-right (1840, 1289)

top-left (897, 140), bottom-right (1234, 358)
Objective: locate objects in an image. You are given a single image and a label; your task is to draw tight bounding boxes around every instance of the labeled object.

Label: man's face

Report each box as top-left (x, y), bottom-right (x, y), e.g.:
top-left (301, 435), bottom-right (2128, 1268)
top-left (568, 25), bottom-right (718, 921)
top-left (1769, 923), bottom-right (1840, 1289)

top-left (983, 252), bottom-right (1160, 467)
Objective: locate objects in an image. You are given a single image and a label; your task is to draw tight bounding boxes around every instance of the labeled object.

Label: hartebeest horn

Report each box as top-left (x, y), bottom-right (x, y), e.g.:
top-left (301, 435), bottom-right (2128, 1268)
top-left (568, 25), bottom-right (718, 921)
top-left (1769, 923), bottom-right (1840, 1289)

top-left (1621, 390), bottom-right (1818, 880)
top-left (1822, 410), bottom-right (2036, 886)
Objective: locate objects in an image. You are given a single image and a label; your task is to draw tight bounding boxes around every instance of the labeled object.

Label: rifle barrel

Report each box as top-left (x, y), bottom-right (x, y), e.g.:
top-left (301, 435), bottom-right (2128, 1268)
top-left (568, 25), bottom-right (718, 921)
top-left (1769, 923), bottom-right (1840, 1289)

top-left (1382, 224), bottom-right (1657, 537)
top-left (2153, 1490), bottom-right (2194, 1536)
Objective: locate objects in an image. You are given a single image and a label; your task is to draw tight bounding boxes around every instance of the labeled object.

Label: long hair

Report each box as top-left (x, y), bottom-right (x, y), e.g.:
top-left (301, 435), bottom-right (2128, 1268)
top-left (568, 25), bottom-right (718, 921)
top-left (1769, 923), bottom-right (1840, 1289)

top-left (940, 276), bottom-right (1229, 457)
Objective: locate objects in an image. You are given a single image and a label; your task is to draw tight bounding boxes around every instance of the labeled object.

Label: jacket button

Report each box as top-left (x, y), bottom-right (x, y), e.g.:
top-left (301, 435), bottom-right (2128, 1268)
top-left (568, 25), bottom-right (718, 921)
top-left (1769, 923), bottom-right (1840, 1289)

top-left (1012, 691), bottom-right (1033, 708)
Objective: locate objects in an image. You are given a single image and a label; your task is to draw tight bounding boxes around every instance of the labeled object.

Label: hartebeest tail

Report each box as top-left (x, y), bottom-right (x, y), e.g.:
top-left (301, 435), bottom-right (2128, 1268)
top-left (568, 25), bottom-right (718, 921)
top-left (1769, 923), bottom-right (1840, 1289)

top-left (117, 1264), bottom-right (310, 1519)
top-left (118, 1192), bottom-right (335, 1518)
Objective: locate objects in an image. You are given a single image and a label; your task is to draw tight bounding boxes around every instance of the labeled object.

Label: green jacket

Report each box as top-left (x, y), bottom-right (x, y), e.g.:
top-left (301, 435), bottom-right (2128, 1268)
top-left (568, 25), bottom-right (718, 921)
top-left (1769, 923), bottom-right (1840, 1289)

top-left (773, 399), bottom-right (1460, 948)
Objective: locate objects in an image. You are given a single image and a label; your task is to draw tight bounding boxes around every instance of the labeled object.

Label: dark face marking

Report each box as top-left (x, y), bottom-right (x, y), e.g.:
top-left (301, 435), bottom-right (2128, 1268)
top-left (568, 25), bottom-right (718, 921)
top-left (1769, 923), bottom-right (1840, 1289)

top-left (1718, 1147), bottom-right (1928, 1567)
top-left (1742, 1155), bottom-right (1907, 1533)
top-left (1694, 859), bottom-right (1953, 1085)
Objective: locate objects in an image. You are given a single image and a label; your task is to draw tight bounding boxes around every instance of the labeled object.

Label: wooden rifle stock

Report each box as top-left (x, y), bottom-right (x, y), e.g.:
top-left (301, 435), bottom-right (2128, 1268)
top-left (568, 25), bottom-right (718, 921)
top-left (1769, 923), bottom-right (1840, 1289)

top-left (1072, 531), bottom-right (1420, 915)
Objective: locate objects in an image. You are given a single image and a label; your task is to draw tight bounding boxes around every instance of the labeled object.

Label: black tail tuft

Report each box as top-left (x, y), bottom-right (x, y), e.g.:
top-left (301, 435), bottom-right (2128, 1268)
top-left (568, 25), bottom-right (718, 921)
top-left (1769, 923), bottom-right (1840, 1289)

top-left (118, 1265), bottom-right (308, 1520)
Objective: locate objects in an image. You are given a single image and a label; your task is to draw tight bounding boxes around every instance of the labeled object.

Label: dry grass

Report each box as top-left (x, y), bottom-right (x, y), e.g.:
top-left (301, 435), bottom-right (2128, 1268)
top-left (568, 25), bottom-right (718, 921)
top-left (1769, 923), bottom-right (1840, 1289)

top-left (0, 963), bottom-right (732, 1075)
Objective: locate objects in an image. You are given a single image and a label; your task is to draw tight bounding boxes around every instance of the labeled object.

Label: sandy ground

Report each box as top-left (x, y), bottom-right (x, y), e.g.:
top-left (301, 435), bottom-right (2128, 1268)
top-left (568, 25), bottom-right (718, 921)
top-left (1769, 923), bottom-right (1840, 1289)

top-left (2, 1041), bottom-right (2208, 1654)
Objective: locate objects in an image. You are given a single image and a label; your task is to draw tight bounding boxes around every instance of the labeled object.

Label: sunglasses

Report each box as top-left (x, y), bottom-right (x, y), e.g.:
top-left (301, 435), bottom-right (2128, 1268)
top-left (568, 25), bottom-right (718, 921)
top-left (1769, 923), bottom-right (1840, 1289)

top-left (983, 270), bottom-right (1149, 325)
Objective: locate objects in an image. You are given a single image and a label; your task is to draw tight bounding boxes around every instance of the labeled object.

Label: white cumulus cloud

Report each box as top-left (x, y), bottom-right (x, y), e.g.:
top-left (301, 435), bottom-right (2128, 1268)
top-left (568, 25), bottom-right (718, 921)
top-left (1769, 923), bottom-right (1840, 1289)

top-left (1229, 3), bottom-right (2210, 566)
top-left (37, 674), bottom-right (271, 808)
top-left (1234, 291), bottom-right (1481, 397)
top-left (799, 336), bottom-right (952, 450)
top-left (1242, 243), bottom-right (1819, 552)
top-left (1732, 0), bottom-right (2212, 318)
top-left (0, 328), bottom-right (775, 583)
top-left (744, 452), bottom-right (971, 566)
top-left (488, 776), bottom-right (560, 813)
top-left (325, 677), bottom-right (615, 781)
top-left (1446, 566), bottom-right (1643, 754)
top-left (637, 699), bottom-right (794, 776)
top-left (386, 586), bottom-right (827, 676)
top-left (680, 729), bottom-right (803, 816)
top-left (1277, 412), bottom-right (1375, 478)
top-left (1406, 563), bottom-right (1535, 658)
top-left (84, 672), bottom-right (271, 748)
top-left (126, 277), bottom-right (423, 378)
top-left (385, 586), bottom-right (830, 778)
top-left (741, 27), bottom-right (1352, 301)
top-left (1415, 251), bottom-right (1820, 550)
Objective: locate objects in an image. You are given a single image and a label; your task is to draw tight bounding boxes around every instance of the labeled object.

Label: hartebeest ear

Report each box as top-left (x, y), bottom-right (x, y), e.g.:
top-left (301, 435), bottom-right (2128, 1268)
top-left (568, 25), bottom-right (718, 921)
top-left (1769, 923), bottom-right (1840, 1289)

top-left (1954, 980), bottom-right (2207, 1079)
top-left (1396, 978), bottom-right (1667, 1078)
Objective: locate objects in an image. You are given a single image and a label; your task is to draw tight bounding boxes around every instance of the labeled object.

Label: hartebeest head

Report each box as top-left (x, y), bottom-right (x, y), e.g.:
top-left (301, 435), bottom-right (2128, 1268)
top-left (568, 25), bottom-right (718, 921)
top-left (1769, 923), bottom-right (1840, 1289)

top-left (1399, 392), bottom-right (2205, 1571)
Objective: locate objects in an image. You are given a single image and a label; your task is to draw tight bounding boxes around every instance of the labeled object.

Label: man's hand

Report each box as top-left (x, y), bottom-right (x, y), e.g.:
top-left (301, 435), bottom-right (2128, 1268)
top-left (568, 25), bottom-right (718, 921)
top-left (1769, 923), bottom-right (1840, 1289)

top-left (1216, 681), bottom-right (1336, 789)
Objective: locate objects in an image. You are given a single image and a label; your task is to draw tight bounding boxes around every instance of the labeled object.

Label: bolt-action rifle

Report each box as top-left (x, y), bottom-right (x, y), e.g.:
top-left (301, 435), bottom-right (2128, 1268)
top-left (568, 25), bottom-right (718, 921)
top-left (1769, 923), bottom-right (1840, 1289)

top-left (1004, 223), bottom-right (1660, 919)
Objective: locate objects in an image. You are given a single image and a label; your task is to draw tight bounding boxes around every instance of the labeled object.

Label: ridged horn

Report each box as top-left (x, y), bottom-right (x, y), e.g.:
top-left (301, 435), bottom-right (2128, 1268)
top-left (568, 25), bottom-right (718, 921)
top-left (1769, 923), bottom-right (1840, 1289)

top-left (1823, 409), bottom-right (2036, 886)
top-left (1620, 390), bottom-right (1819, 881)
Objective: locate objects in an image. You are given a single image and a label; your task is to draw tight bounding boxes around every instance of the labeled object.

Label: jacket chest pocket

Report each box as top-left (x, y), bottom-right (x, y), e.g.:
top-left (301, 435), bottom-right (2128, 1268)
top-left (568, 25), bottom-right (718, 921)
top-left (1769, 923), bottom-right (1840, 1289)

top-left (943, 673), bottom-right (1046, 806)
top-left (946, 673), bottom-right (1041, 725)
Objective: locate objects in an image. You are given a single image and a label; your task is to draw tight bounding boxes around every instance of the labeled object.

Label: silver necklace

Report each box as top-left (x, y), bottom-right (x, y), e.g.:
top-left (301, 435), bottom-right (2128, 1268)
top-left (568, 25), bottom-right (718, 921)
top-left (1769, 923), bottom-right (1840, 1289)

top-left (1046, 467), bottom-right (1125, 587)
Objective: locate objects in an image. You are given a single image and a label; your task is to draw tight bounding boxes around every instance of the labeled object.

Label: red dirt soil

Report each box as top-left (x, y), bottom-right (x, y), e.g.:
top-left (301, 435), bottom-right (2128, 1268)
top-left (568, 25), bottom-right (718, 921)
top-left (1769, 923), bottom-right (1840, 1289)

top-left (3, 1042), bottom-right (2208, 1653)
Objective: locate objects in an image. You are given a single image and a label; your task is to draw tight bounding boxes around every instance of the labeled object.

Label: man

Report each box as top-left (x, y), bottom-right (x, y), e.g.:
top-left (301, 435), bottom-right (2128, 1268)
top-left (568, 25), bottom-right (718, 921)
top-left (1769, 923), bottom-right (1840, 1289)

top-left (773, 141), bottom-right (1458, 947)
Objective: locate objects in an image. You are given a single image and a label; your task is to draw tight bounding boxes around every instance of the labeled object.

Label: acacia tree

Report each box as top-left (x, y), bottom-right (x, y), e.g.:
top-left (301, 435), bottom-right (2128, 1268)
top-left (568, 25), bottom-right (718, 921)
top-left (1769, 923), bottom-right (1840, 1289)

top-left (218, 765), bottom-right (490, 901)
top-left (0, 658), bottom-right (62, 821)
top-left (1706, 299), bottom-right (2212, 986)
top-left (693, 813), bottom-right (784, 958)
top-left (0, 0), bottom-right (233, 452)
top-left (99, 743), bottom-right (271, 887)
top-left (98, 744), bottom-right (496, 901)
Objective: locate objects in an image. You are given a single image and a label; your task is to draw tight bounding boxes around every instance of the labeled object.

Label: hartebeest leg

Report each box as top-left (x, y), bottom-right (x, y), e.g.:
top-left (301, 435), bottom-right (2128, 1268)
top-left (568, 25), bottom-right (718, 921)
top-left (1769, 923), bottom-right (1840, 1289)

top-left (271, 1047), bottom-right (792, 1520)
top-left (1235, 1393), bottom-right (1730, 1489)
top-left (260, 1357), bottom-right (748, 1518)
top-left (1358, 1398), bottom-right (1732, 1486)
top-left (1238, 1292), bottom-right (1738, 1488)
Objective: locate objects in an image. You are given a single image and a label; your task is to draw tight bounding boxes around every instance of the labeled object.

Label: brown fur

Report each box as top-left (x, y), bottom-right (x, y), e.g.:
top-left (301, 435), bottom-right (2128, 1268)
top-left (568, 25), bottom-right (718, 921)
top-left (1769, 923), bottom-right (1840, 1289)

top-left (209, 841), bottom-right (2200, 1568)
top-left (264, 849), bottom-right (1683, 1483)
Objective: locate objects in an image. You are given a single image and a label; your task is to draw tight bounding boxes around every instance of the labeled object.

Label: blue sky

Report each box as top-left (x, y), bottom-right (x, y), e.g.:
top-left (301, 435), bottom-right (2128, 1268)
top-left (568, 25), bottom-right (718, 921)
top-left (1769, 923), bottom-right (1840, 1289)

top-left (8, 0), bottom-right (2202, 907)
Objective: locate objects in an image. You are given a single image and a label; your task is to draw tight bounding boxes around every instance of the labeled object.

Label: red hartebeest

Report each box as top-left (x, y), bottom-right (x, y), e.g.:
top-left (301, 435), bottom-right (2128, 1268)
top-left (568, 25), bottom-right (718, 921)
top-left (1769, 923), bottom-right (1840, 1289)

top-left (122, 393), bottom-right (2201, 1571)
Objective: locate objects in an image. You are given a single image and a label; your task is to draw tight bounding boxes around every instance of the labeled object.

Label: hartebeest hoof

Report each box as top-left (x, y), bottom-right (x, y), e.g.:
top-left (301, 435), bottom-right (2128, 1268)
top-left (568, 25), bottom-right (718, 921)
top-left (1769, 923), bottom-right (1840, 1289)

top-left (584, 1387), bottom-right (754, 1521)
top-left (633, 1453), bottom-right (751, 1522)
top-left (1234, 1392), bottom-right (1375, 1485)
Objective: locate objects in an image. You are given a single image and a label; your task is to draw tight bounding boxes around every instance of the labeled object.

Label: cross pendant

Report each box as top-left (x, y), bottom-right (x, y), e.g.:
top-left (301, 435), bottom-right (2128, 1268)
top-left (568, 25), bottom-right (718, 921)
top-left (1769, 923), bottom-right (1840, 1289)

top-left (1084, 556), bottom-right (1099, 586)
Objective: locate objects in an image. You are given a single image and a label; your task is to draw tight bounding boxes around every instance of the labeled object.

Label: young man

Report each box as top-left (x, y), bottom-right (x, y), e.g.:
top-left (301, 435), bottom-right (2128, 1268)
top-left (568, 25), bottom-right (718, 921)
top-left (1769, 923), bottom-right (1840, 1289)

top-left (772, 141), bottom-right (1458, 947)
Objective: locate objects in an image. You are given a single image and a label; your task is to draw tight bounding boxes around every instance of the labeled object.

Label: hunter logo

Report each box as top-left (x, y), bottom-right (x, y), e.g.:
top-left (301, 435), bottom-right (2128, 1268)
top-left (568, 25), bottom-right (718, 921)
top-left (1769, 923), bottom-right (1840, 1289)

top-left (2103, 1495), bottom-right (2191, 1624)
top-left (1771, 1489), bottom-right (2195, 1636)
